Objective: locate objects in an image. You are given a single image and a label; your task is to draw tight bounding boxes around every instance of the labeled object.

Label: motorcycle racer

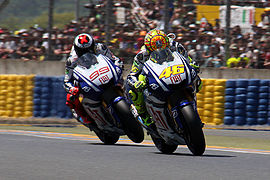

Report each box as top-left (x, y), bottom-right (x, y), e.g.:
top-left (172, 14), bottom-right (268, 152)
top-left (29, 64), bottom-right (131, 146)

top-left (64, 33), bottom-right (122, 126)
top-left (126, 29), bottom-right (202, 128)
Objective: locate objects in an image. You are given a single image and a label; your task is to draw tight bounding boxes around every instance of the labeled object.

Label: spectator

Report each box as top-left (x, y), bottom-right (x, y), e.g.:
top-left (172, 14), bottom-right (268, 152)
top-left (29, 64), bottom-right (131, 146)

top-left (182, 12), bottom-right (196, 29)
top-left (247, 49), bottom-right (260, 69)
top-left (205, 42), bottom-right (223, 68)
top-left (0, 0), bottom-right (269, 70)
top-left (226, 44), bottom-right (240, 68)
top-left (263, 52), bottom-right (270, 68)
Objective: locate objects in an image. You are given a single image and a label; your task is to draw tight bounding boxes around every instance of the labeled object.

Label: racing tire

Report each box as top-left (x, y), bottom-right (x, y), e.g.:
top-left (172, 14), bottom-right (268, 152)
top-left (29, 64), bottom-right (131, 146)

top-left (180, 104), bottom-right (206, 156)
top-left (114, 99), bottom-right (144, 143)
top-left (75, 113), bottom-right (120, 145)
top-left (150, 134), bottom-right (178, 154)
top-left (92, 128), bottom-right (120, 145)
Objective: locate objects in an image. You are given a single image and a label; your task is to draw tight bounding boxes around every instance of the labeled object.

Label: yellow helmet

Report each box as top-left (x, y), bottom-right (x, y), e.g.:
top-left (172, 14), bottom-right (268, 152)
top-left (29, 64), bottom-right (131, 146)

top-left (144, 29), bottom-right (169, 52)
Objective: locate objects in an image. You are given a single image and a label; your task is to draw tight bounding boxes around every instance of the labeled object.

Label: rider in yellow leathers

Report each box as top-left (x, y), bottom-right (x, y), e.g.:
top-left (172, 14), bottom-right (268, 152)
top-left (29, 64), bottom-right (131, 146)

top-left (125, 29), bottom-right (202, 128)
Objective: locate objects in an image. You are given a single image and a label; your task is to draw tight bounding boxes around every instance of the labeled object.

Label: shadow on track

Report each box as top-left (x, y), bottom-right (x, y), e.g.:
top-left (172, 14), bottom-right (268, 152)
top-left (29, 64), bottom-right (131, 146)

top-left (152, 152), bottom-right (235, 158)
top-left (87, 142), bottom-right (151, 147)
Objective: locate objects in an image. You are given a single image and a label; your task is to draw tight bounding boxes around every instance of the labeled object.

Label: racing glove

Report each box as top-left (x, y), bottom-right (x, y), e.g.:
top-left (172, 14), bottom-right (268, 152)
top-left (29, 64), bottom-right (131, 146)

top-left (67, 87), bottom-right (79, 103)
top-left (69, 87), bottom-right (79, 96)
top-left (133, 74), bottom-right (147, 91)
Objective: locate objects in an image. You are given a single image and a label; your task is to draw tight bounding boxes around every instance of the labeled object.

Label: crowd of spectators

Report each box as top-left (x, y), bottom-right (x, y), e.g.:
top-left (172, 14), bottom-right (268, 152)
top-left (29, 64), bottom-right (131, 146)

top-left (0, 25), bottom-right (73, 61)
top-left (0, 0), bottom-right (270, 69)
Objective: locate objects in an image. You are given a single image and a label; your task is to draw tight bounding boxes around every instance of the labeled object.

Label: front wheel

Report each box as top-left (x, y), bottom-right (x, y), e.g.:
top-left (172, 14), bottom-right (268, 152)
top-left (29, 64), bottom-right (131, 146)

top-left (114, 99), bottom-right (144, 143)
top-left (180, 104), bottom-right (205, 156)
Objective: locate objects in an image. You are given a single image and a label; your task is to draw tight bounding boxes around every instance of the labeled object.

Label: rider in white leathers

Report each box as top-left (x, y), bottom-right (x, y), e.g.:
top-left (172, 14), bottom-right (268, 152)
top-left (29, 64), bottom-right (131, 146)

top-left (64, 33), bottom-right (122, 126)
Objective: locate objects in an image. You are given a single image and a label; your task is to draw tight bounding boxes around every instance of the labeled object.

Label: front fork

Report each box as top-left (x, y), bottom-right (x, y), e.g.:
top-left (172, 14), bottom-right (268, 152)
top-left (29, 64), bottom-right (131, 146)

top-left (169, 101), bottom-right (193, 132)
top-left (167, 89), bottom-right (201, 132)
top-left (106, 96), bottom-right (125, 126)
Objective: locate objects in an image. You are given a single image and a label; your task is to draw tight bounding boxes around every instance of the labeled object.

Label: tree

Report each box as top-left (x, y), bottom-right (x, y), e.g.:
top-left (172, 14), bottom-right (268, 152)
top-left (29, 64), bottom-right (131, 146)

top-left (0, 0), bottom-right (9, 13)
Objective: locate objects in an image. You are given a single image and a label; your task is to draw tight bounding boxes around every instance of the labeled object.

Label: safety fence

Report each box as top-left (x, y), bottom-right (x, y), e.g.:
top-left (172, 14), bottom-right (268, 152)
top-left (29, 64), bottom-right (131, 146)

top-left (0, 75), bottom-right (269, 126)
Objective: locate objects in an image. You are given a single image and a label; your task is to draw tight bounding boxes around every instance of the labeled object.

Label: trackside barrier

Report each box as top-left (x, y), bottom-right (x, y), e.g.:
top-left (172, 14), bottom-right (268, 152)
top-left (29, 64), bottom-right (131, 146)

top-left (223, 79), bottom-right (270, 126)
top-left (33, 76), bottom-right (72, 119)
top-left (197, 79), bottom-right (226, 125)
top-left (0, 74), bottom-right (34, 118)
top-left (0, 75), bottom-right (269, 126)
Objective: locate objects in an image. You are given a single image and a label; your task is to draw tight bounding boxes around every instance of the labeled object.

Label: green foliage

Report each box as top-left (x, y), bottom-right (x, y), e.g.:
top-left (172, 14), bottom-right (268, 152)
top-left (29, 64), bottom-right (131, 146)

top-left (23, 12), bottom-right (75, 29)
top-left (23, 12), bottom-right (49, 29)
top-left (0, 0), bottom-right (90, 30)
top-left (54, 13), bottom-right (75, 29)
top-left (0, 16), bottom-right (21, 30)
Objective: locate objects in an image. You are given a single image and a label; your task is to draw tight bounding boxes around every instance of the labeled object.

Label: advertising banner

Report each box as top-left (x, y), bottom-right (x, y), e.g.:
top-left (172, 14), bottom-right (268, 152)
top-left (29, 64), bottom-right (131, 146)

top-left (220, 6), bottom-right (255, 33)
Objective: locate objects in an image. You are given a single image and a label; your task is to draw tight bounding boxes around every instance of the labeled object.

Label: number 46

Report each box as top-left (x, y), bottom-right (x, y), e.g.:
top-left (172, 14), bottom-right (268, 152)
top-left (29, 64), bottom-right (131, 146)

top-left (159, 65), bottom-right (184, 79)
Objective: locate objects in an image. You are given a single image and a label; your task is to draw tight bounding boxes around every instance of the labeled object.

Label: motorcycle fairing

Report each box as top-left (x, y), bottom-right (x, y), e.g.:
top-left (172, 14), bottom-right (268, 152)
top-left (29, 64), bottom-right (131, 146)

top-left (142, 52), bottom-right (194, 102)
top-left (143, 51), bottom-right (197, 145)
top-left (73, 54), bottom-right (121, 99)
top-left (143, 51), bottom-right (193, 93)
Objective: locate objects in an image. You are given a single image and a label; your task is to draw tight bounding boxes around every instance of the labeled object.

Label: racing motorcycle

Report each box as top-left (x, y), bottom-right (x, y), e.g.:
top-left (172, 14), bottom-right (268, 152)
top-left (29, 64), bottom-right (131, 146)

top-left (132, 47), bottom-right (205, 155)
top-left (71, 52), bottom-right (144, 144)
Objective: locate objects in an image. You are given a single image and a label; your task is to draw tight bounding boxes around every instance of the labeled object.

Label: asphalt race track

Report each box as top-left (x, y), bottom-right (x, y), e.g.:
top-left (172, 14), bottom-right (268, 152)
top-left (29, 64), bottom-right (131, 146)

top-left (0, 130), bottom-right (270, 180)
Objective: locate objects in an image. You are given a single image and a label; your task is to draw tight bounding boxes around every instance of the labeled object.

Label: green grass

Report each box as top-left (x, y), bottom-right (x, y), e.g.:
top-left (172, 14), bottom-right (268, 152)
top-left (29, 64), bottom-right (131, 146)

top-left (205, 135), bottom-right (270, 150)
top-left (1, 125), bottom-right (270, 151)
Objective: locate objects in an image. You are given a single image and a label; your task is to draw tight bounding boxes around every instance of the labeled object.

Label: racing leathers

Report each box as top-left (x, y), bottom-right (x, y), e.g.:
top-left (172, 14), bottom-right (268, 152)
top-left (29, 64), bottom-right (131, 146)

top-left (64, 43), bottom-right (122, 125)
top-left (126, 38), bottom-right (201, 127)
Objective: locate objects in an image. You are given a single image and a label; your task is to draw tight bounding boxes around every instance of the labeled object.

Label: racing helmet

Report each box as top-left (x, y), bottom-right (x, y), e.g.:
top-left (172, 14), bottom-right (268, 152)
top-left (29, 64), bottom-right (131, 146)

top-left (144, 29), bottom-right (169, 52)
top-left (74, 33), bottom-right (95, 57)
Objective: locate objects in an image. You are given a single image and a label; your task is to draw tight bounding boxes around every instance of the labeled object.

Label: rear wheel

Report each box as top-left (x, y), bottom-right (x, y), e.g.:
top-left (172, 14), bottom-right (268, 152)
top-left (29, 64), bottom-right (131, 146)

top-left (73, 109), bottom-right (120, 145)
top-left (114, 100), bottom-right (144, 143)
top-left (86, 122), bottom-right (119, 145)
top-left (150, 134), bottom-right (178, 154)
top-left (92, 128), bottom-right (120, 145)
top-left (180, 105), bottom-right (205, 156)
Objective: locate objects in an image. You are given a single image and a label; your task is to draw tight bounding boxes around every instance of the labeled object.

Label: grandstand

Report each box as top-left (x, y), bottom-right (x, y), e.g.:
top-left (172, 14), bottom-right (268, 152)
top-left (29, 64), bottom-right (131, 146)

top-left (0, 0), bottom-right (269, 69)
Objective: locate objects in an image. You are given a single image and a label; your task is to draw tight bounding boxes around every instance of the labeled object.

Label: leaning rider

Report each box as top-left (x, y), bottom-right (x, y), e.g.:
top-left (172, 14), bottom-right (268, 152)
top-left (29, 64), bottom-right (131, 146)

top-left (126, 29), bottom-right (202, 127)
top-left (64, 33), bottom-right (122, 127)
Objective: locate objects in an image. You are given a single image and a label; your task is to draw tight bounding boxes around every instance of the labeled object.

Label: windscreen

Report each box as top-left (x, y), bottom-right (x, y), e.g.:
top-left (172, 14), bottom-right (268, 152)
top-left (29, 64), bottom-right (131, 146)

top-left (150, 48), bottom-right (174, 64)
top-left (76, 53), bottom-right (98, 69)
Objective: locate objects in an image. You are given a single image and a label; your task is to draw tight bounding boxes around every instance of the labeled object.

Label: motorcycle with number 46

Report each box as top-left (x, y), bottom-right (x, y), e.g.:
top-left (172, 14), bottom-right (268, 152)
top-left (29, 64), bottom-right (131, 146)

top-left (131, 47), bottom-right (205, 155)
top-left (71, 52), bottom-right (144, 144)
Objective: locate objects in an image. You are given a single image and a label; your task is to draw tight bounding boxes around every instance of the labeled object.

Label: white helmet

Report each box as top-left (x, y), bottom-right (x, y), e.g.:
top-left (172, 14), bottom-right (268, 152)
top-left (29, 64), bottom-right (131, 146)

top-left (74, 33), bottom-right (95, 57)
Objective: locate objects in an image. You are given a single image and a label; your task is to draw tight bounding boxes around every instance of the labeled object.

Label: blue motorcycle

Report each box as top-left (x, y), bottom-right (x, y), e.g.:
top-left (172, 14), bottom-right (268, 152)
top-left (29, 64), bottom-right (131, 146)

top-left (135, 48), bottom-right (205, 155)
top-left (71, 53), bottom-right (144, 144)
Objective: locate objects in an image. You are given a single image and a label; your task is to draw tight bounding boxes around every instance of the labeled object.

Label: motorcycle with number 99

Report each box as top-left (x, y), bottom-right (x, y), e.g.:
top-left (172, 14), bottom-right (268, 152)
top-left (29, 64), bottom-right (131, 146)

top-left (131, 47), bottom-right (205, 155)
top-left (71, 52), bottom-right (144, 144)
